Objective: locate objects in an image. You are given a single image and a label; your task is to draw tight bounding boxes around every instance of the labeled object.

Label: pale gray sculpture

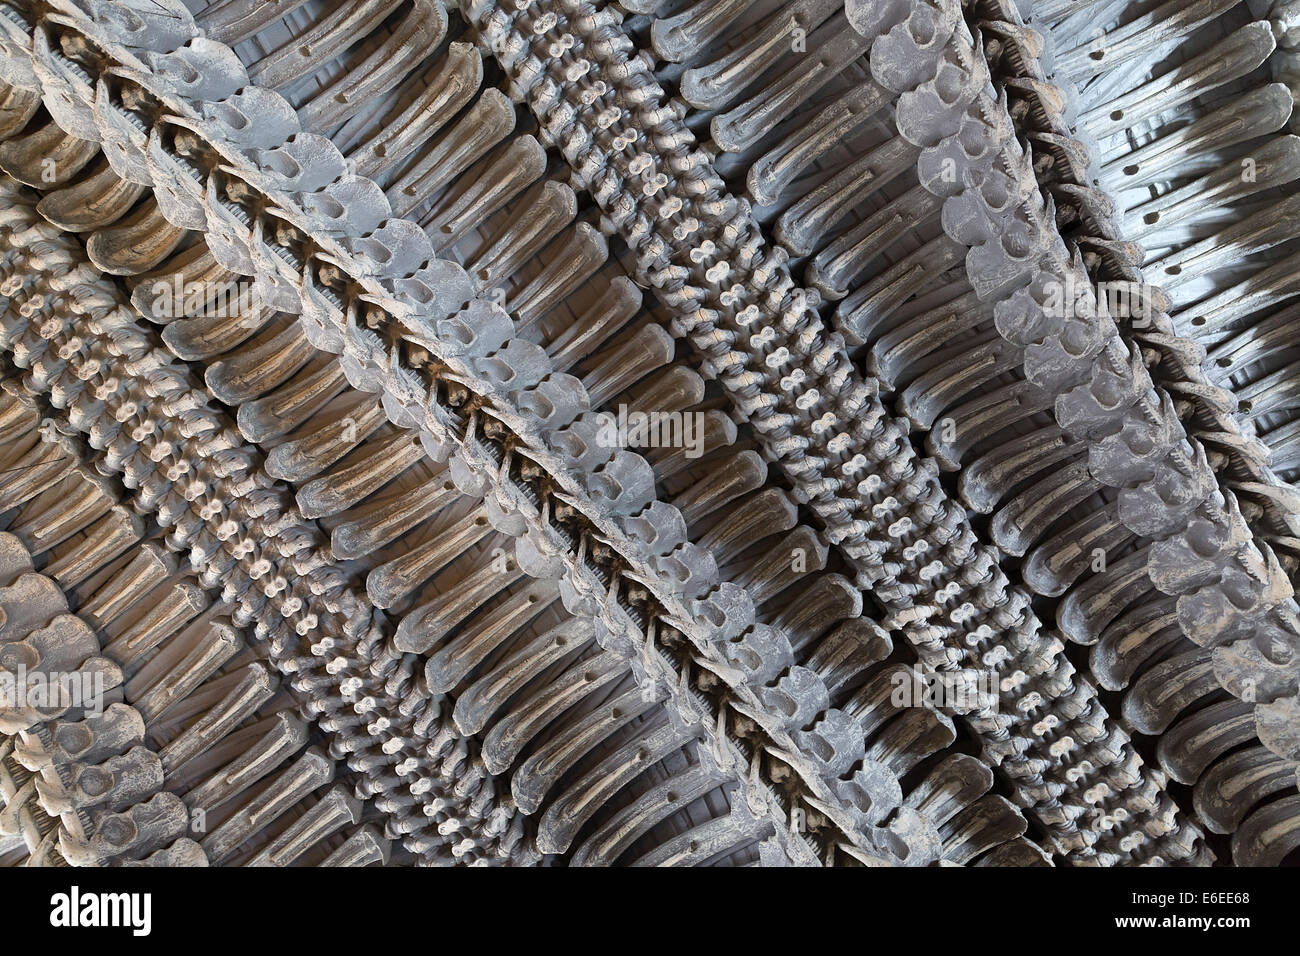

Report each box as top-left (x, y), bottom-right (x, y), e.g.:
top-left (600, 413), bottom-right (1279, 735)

top-left (0, 0), bottom-right (1296, 868)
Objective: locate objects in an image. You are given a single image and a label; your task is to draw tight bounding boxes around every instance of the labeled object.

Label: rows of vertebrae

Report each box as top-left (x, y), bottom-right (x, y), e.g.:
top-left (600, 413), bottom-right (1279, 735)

top-left (0, 397), bottom-right (386, 868)
top-left (0, 204), bottom-right (523, 864)
top-left (960, 0), bottom-right (1300, 856)
top-left (0, 147), bottom-right (1055, 868)
top-left (847, 0), bottom-right (1300, 854)
top-left (0, 0), bottom-right (1294, 865)
top-left (455, 0), bottom-right (1209, 862)
top-left (0, 0), bottom-right (1184, 864)
top-left (0, 507), bottom-right (206, 866)
top-left (0, 0), bottom-right (1079, 867)
top-left (603, 0), bottom-right (1300, 861)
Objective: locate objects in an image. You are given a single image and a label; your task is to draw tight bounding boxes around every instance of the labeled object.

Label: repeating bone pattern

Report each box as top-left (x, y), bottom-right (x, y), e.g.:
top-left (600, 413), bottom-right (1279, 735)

top-left (0, 0), bottom-right (1295, 867)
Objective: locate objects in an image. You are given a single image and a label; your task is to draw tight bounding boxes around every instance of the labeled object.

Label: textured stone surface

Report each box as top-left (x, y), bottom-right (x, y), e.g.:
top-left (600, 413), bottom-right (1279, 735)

top-left (0, 0), bottom-right (1294, 867)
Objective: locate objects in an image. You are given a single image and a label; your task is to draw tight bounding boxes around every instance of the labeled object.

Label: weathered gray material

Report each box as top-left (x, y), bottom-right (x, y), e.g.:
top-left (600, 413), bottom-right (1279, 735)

top-left (0, 0), bottom-right (1294, 868)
